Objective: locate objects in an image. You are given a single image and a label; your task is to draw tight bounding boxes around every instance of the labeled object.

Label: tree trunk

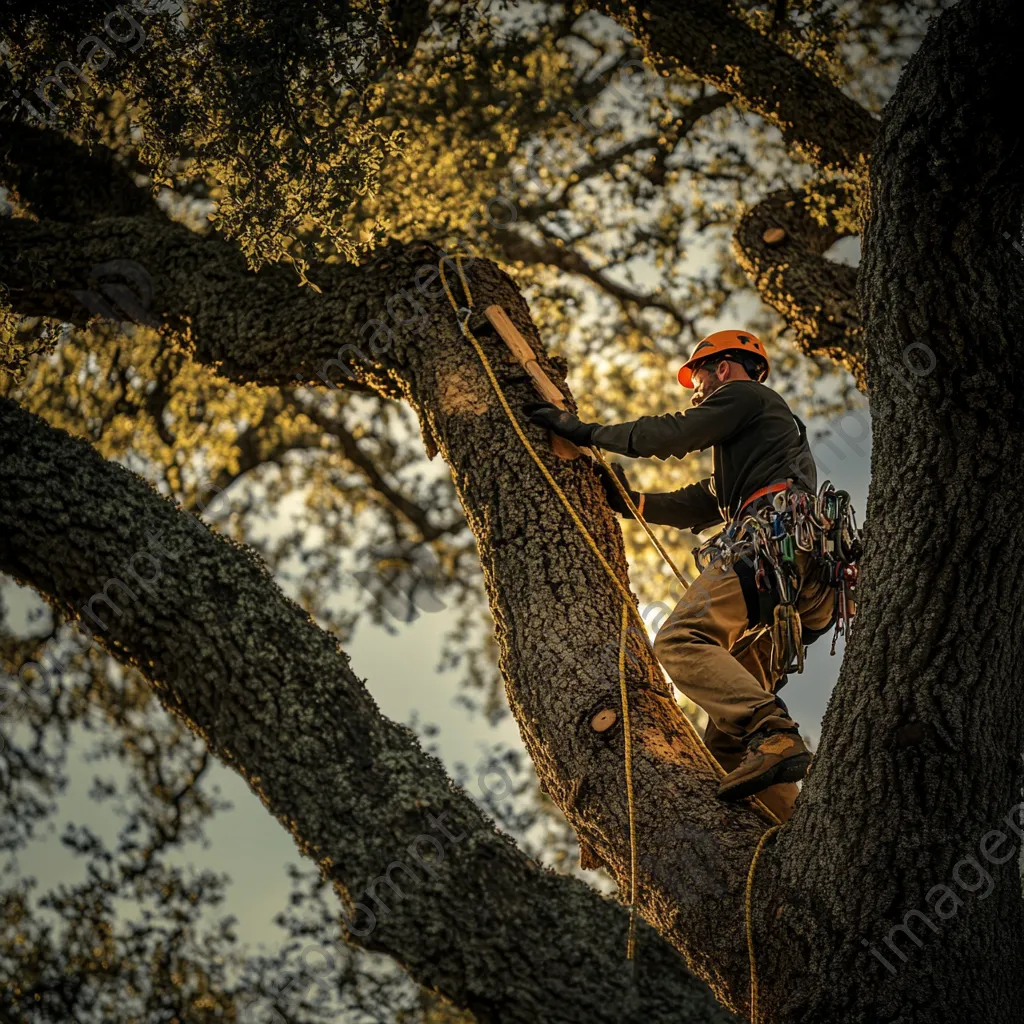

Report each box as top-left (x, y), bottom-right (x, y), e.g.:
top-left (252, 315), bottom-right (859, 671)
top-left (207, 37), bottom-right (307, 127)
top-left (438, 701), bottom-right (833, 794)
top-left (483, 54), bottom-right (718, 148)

top-left (750, 1), bottom-right (1024, 1019)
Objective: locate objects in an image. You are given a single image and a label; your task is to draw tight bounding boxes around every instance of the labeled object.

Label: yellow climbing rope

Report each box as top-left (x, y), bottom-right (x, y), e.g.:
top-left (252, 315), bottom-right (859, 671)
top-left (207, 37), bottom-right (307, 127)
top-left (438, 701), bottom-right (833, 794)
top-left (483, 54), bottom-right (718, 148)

top-left (590, 445), bottom-right (691, 592)
top-left (745, 823), bottom-right (783, 1022)
top-left (438, 254), bottom-right (782, 981)
top-left (618, 600), bottom-right (639, 960)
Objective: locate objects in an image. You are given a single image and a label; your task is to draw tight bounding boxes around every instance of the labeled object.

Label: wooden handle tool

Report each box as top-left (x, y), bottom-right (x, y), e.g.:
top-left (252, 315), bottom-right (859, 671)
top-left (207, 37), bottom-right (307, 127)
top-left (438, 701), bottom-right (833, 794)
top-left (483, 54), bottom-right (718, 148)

top-left (483, 304), bottom-right (582, 460)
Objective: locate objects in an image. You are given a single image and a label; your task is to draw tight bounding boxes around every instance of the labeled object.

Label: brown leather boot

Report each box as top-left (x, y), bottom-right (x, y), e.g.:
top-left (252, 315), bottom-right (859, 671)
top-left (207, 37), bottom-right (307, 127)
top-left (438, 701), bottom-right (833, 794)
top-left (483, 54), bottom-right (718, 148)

top-left (716, 725), bottom-right (811, 802)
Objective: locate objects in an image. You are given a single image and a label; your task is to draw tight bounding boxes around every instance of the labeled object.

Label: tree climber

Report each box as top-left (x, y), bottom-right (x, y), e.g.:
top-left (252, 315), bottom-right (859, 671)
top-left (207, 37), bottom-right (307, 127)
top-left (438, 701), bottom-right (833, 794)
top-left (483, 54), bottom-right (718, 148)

top-left (524, 330), bottom-right (858, 802)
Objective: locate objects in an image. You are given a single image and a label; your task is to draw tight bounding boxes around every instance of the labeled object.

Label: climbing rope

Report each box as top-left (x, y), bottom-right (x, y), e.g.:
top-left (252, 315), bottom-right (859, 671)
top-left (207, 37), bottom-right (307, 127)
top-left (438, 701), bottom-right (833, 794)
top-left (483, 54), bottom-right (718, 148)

top-left (618, 600), bottom-right (639, 960)
top-left (745, 823), bottom-right (783, 1023)
top-left (438, 254), bottom-right (782, 975)
top-left (590, 445), bottom-right (691, 592)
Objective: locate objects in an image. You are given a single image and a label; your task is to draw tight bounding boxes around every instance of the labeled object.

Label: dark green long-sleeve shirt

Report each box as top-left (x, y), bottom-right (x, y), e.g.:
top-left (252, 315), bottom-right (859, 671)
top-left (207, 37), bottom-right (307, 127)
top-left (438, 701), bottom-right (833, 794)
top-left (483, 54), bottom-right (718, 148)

top-left (590, 380), bottom-right (816, 531)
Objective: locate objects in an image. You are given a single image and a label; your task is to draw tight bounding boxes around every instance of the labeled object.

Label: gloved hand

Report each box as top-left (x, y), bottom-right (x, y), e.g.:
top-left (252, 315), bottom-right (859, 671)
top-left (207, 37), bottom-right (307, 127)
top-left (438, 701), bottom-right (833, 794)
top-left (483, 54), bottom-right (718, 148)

top-left (523, 401), bottom-right (597, 447)
top-left (595, 460), bottom-right (640, 518)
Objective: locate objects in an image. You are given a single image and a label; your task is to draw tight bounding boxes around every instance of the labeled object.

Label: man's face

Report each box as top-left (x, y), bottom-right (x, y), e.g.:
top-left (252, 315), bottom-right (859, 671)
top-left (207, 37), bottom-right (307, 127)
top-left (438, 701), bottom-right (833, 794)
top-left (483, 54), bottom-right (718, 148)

top-left (691, 360), bottom-right (728, 406)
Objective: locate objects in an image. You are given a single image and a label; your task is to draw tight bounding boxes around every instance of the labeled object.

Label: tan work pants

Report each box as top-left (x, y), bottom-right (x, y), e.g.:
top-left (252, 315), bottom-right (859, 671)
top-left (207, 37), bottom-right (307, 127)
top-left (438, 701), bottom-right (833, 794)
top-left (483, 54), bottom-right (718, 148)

top-left (653, 548), bottom-right (835, 773)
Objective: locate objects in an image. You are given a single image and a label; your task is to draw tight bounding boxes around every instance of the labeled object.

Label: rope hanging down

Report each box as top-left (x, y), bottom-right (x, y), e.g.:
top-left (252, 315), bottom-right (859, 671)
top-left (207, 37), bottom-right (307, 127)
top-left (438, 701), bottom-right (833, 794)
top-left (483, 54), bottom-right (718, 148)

top-left (617, 600), bottom-right (639, 960)
top-left (745, 823), bottom-right (783, 1022)
top-left (437, 255), bottom-right (781, 989)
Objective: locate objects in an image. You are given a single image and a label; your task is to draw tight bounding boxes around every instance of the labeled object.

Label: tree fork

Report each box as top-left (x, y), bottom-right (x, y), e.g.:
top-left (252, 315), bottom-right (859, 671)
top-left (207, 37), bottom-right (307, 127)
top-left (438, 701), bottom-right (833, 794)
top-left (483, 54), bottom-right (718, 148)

top-left (0, 216), bottom-right (782, 1009)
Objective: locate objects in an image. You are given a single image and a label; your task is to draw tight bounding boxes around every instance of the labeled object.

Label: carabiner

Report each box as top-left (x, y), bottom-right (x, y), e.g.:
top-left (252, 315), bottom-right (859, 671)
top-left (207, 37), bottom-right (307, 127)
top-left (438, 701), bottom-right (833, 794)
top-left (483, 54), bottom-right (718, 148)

top-left (781, 534), bottom-right (796, 562)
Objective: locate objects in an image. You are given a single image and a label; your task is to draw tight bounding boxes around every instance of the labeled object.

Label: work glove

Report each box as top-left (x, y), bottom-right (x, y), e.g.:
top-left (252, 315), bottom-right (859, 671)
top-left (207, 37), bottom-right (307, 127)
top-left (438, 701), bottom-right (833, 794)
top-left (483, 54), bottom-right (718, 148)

top-left (595, 460), bottom-right (640, 518)
top-left (522, 401), bottom-right (597, 447)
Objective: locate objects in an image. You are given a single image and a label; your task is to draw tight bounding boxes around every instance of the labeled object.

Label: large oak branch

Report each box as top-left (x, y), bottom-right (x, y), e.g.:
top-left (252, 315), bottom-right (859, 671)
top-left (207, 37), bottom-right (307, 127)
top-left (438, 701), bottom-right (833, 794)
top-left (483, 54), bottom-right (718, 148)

top-left (0, 396), bottom-right (736, 1024)
top-left (0, 214), bottom-right (410, 391)
top-left (733, 185), bottom-right (865, 385)
top-left (593, 0), bottom-right (875, 174)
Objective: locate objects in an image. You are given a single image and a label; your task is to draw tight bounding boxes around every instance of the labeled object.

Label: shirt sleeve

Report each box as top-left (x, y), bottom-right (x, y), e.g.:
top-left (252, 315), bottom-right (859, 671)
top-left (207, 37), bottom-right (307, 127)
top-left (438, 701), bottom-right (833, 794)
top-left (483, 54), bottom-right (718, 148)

top-left (589, 382), bottom-right (764, 460)
top-left (639, 477), bottom-right (723, 531)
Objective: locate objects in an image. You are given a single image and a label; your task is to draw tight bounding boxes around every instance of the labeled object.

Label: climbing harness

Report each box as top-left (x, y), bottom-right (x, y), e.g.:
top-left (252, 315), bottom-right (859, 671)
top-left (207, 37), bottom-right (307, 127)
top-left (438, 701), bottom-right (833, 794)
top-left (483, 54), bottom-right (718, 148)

top-left (692, 479), bottom-right (863, 676)
top-left (438, 254), bottom-right (790, 998)
top-left (812, 484), bottom-right (862, 655)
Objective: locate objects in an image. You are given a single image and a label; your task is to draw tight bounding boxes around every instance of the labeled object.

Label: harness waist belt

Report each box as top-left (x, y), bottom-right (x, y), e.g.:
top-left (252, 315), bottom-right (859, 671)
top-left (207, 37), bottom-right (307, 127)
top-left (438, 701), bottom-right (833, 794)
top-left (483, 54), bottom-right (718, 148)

top-left (736, 480), bottom-right (790, 520)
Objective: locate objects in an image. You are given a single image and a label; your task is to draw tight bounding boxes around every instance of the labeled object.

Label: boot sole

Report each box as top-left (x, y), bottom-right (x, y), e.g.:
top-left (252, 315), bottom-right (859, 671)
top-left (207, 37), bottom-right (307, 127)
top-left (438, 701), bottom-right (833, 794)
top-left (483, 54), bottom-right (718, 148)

top-left (716, 752), bottom-right (812, 803)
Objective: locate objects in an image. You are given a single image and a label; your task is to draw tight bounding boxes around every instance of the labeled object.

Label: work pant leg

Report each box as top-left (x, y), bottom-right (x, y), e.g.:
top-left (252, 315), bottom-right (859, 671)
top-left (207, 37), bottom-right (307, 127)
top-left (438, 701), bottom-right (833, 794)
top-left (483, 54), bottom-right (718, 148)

top-left (731, 625), bottom-right (778, 697)
top-left (705, 626), bottom-right (801, 821)
top-left (702, 628), bottom-right (782, 771)
top-left (704, 626), bottom-right (774, 770)
top-left (793, 549), bottom-right (839, 638)
top-left (653, 559), bottom-right (795, 743)
top-left (730, 548), bottom-right (836, 691)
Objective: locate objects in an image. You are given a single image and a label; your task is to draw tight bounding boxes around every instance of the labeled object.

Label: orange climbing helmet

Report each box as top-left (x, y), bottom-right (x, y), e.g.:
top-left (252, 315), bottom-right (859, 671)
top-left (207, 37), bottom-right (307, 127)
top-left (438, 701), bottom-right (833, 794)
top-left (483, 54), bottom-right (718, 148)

top-left (677, 329), bottom-right (770, 388)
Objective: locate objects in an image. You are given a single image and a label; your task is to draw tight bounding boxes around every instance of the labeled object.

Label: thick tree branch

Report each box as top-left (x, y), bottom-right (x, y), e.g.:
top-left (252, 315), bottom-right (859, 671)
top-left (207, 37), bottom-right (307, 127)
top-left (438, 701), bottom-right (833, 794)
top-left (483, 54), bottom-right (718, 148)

top-left (0, 396), bottom-right (736, 1024)
top-left (0, 214), bottom-right (413, 391)
top-left (733, 185), bottom-right (865, 385)
top-left (592, 0), bottom-right (876, 174)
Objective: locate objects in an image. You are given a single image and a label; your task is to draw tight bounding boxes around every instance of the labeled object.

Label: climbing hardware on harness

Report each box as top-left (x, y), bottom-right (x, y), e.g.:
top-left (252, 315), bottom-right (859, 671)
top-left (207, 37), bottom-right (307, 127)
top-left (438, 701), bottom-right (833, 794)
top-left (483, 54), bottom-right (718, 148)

top-left (693, 480), bottom-right (862, 674)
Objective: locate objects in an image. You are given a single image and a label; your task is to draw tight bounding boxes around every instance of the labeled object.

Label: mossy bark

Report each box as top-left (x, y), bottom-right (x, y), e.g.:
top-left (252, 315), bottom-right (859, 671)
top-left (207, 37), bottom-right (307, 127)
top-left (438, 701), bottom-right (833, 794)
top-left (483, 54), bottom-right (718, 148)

top-left (0, 396), bottom-right (736, 1024)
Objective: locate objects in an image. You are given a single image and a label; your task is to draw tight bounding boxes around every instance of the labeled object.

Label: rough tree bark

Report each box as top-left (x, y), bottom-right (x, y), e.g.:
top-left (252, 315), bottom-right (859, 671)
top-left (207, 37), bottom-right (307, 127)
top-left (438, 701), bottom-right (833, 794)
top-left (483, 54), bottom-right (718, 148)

top-left (751, 1), bottom-right (1024, 1018)
top-left (0, 397), bottom-right (735, 1024)
top-left (3, 0), bottom-right (1023, 1020)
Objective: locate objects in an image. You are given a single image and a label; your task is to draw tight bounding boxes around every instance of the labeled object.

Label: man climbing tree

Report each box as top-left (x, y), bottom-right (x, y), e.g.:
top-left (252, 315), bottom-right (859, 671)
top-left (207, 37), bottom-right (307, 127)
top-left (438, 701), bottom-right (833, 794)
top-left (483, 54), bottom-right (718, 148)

top-left (2, 1), bottom-right (1023, 1022)
top-left (524, 327), bottom-right (856, 819)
